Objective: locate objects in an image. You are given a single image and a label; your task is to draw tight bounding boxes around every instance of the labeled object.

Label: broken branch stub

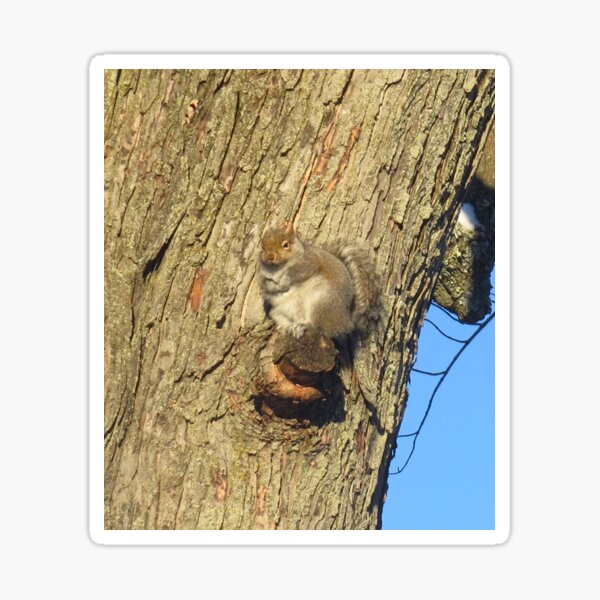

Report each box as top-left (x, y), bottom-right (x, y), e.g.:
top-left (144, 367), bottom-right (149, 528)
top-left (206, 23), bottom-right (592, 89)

top-left (259, 328), bottom-right (338, 403)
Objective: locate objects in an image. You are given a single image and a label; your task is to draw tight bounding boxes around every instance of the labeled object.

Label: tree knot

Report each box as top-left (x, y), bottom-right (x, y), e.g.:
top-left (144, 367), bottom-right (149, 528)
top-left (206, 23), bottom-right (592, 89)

top-left (257, 328), bottom-right (338, 403)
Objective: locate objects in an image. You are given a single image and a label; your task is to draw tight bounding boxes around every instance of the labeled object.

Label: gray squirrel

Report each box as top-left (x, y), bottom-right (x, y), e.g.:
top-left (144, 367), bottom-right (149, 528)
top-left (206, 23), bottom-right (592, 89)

top-left (257, 220), bottom-right (379, 340)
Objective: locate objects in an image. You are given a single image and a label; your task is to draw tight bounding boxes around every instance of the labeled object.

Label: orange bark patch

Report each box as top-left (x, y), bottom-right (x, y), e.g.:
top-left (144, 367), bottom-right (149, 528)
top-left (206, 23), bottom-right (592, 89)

top-left (256, 484), bottom-right (267, 516)
top-left (188, 270), bottom-right (205, 311)
top-left (184, 99), bottom-right (199, 125)
top-left (327, 125), bottom-right (360, 193)
top-left (227, 393), bottom-right (241, 414)
top-left (219, 162), bottom-right (238, 193)
top-left (312, 112), bottom-right (339, 176)
top-left (214, 470), bottom-right (227, 502)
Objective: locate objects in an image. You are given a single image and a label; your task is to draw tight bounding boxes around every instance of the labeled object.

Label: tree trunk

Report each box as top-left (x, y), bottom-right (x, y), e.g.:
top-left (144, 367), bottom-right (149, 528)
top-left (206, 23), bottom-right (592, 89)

top-left (104, 68), bottom-right (494, 530)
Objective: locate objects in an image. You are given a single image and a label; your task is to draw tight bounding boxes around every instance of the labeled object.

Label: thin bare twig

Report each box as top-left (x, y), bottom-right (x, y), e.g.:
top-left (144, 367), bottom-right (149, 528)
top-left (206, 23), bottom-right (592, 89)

top-left (431, 302), bottom-right (478, 324)
top-left (424, 318), bottom-right (469, 343)
top-left (389, 311), bottom-right (495, 476)
top-left (411, 368), bottom-right (445, 376)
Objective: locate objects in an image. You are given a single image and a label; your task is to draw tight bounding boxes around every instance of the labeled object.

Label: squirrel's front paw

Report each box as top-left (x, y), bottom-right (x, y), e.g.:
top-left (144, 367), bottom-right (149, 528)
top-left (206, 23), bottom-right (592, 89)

top-left (284, 323), bottom-right (307, 339)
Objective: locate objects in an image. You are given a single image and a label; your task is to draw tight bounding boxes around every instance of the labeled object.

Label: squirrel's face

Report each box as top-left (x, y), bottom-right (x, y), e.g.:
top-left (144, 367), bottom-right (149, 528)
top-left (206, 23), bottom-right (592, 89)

top-left (260, 229), bottom-right (295, 266)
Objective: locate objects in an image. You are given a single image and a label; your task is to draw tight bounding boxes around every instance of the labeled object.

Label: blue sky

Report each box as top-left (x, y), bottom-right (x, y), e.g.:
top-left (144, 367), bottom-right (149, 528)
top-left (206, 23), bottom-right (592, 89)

top-left (382, 274), bottom-right (495, 530)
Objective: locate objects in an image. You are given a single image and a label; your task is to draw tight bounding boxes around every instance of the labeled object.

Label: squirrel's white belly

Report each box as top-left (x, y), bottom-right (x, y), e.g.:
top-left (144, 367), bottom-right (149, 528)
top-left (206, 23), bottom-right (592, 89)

top-left (269, 274), bottom-right (326, 328)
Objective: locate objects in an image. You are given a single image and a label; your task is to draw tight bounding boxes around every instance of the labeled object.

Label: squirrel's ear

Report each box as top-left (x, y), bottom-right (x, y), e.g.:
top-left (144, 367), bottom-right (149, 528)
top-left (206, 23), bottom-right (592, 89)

top-left (281, 220), bottom-right (295, 236)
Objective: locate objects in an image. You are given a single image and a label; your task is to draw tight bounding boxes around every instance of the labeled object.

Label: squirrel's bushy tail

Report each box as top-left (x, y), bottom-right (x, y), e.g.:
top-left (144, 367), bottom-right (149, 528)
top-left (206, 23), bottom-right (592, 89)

top-left (329, 242), bottom-right (380, 327)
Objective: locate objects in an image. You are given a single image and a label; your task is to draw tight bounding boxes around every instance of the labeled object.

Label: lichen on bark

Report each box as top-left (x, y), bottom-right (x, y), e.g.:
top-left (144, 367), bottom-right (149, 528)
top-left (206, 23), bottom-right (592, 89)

top-left (433, 123), bottom-right (495, 323)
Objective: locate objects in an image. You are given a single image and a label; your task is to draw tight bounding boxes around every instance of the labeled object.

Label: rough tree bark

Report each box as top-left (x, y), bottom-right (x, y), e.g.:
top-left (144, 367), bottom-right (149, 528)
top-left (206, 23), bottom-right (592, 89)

top-left (104, 68), bottom-right (495, 530)
top-left (433, 123), bottom-right (495, 322)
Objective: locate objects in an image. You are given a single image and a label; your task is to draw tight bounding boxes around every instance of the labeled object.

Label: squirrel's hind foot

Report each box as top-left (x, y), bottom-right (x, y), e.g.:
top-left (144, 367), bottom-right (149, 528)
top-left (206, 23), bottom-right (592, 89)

top-left (282, 323), bottom-right (308, 339)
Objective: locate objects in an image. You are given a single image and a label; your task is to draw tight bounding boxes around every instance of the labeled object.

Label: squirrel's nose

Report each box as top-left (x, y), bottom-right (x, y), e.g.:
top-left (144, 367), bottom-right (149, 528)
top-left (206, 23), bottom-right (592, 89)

top-left (264, 252), bottom-right (275, 263)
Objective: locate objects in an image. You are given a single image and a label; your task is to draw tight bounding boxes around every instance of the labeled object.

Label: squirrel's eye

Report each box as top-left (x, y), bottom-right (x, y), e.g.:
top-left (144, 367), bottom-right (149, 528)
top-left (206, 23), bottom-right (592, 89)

top-left (282, 241), bottom-right (289, 249)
